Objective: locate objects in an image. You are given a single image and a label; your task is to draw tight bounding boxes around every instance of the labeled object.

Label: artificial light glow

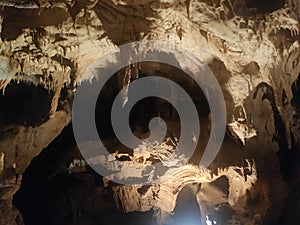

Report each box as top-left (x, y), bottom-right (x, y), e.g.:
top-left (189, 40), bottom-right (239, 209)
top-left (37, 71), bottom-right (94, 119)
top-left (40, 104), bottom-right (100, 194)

top-left (206, 215), bottom-right (217, 225)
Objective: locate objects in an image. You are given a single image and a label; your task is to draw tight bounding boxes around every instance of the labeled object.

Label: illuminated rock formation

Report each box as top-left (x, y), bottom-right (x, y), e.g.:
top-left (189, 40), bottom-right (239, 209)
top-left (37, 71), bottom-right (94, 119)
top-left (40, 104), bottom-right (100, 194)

top-left (0, 0), bottom-right (299, 224)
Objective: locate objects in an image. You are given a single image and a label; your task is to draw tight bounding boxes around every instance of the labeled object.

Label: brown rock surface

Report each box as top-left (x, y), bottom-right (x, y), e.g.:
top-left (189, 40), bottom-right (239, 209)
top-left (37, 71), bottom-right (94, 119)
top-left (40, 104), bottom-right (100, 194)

top-left (0, 0), bottom-right (299, 224)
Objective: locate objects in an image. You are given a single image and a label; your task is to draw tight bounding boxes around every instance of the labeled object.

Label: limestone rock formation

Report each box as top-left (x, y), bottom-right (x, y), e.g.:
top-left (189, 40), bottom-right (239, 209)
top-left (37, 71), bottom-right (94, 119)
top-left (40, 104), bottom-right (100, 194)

top-left (0, 0), bottom-right (299, 225)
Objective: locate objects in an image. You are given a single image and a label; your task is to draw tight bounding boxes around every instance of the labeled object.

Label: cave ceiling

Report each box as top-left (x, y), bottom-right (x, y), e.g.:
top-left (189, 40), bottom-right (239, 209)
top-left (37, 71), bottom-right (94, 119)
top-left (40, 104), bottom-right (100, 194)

top-left (0, 0), bottom-right (299, 225)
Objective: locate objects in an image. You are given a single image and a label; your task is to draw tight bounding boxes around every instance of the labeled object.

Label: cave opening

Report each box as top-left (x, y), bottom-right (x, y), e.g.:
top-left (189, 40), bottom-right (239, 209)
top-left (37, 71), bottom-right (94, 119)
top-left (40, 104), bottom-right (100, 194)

top-left (276, 74), bottom-right (300, 183)
top-left (94, 62), bottom-right (211, 162)
top-left (0, 81), bottom-right (52, 128)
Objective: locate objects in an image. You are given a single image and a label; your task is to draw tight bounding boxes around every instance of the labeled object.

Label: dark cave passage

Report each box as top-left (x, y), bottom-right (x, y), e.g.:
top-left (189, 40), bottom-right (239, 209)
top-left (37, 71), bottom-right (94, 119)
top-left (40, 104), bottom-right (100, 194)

top-left (94, 62), bottom-right (211, 160)
top-left (13, 125), bottom-right (154, 225)
top-left (0, 81), bottom-right (51, 127)
top-left (276, 74), bottom-right (300, 184)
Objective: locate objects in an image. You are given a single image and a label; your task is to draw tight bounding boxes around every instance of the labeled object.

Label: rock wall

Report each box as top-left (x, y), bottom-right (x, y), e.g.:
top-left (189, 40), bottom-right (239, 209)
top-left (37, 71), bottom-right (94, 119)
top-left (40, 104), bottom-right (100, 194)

top-left (0, 0), bottom-right (299, 224)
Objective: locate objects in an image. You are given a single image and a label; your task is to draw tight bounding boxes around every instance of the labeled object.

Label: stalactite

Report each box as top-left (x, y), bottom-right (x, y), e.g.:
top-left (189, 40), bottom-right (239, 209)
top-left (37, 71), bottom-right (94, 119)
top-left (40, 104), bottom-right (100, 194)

top-left (117, 63), bottom-right (140, 108)
top-left (0, 152), bottom-right (4, 176)
top-left (0, 1), bottom-right (298, 224)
